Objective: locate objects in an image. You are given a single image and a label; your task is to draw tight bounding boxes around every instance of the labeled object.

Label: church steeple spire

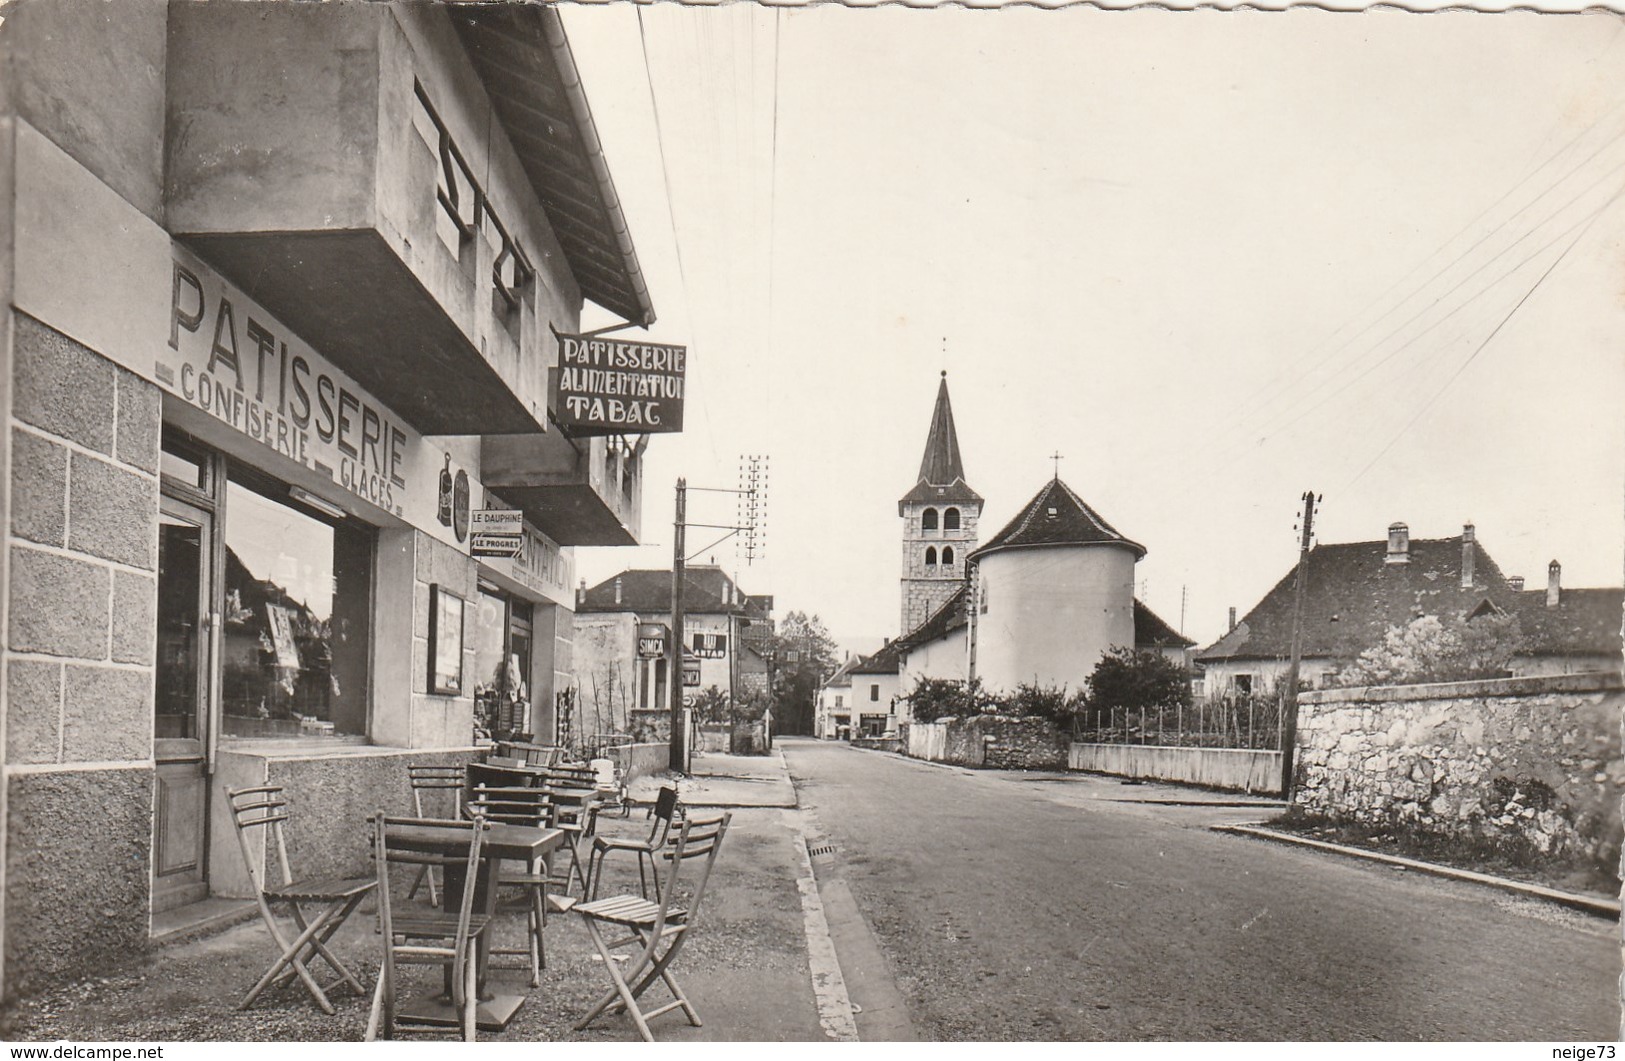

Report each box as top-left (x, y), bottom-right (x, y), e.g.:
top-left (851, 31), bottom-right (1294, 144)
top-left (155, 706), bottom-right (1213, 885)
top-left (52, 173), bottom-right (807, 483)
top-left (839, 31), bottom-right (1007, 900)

top-left (917, 371), bottom-right (967, 487)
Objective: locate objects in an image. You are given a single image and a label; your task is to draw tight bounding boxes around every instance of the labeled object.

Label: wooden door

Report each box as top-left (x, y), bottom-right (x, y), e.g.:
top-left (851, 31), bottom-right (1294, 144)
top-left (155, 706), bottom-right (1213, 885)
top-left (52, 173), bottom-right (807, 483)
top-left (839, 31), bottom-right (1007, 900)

top-left (152, 495), bottom-right (215, 912)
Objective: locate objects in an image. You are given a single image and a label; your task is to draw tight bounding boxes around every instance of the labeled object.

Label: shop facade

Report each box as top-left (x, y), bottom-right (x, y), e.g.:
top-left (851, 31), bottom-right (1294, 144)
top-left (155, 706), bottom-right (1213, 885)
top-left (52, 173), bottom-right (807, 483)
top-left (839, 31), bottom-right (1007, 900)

top-left (0, 2), bottom-right (655, 996)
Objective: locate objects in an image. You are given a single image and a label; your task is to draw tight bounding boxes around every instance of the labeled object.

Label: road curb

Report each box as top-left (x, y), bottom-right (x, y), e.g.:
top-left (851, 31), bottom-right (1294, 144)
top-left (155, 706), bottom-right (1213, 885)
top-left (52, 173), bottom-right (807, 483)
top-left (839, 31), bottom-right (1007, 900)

top-left (1214, 822), bottom-right (1622, 918)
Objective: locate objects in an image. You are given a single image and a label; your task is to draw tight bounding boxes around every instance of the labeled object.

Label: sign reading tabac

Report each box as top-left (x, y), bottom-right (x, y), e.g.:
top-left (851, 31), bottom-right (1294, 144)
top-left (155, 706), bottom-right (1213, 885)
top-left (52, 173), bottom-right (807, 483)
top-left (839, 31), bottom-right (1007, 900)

top-left (551, 329), bottom-right (686, 436)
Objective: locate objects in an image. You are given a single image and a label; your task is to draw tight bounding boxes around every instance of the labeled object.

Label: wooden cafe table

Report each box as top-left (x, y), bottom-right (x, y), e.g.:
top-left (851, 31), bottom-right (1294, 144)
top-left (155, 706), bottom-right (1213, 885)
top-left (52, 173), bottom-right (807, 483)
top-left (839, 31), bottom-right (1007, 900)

top-left (386, 819), bottom-right (564, 1032)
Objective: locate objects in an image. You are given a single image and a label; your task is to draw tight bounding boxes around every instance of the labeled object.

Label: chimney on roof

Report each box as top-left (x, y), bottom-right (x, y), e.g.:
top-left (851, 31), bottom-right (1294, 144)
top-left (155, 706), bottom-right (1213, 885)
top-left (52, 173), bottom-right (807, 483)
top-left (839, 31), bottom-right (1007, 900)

top-left (1228, 606), bottom-right (1237, 630)
top-left (613, 576), bottom-right (623, 605)
top-left (1508, 575), bottom-right (1525, 592)
top-left (1385, 522), bottom-right (1410, 565)
top-left (1547, 560), bottom-right (1561, 608)
top-left (1460, 523), bottom-right (1476, 589)
top-left (577, 578), bottom-right (587, 605)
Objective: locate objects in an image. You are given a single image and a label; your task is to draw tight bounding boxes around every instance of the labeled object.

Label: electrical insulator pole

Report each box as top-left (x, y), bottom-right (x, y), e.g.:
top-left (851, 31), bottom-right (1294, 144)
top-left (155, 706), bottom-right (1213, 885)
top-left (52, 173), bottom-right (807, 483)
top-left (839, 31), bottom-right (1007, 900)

top-left (669, 478), bottom-right (688, 774)
top-left (1280, 489), bottom-right (1317, 800)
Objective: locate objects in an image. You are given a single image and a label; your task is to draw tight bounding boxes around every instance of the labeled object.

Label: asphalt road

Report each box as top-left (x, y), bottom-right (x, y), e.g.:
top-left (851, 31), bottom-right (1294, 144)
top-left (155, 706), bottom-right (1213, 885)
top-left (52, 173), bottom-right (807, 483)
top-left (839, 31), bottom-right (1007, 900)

top-left (782, 738), bottom-right (1621, 1041)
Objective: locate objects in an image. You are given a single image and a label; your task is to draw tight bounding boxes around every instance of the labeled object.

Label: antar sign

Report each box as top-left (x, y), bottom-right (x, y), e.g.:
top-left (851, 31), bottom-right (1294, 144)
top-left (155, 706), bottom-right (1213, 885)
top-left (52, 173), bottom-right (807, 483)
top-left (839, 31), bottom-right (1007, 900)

top-left (551, 329), bottom-right (686, 436)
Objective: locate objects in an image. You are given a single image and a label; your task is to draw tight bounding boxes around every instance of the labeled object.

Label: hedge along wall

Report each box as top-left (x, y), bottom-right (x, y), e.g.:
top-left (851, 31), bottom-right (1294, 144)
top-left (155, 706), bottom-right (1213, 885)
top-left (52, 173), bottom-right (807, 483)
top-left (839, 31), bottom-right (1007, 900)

top-left (1294, 672), bottom-right (1624, 872)
top-left (904, 716), bottom-right (1067, 769)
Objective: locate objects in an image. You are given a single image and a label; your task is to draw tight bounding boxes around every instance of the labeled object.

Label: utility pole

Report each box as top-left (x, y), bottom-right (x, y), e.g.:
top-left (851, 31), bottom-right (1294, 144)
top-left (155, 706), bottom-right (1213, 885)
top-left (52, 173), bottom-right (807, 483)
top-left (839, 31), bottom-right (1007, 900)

top-left (669, 478), bottom-right (687, 773)
top-left (1280, 489), bottom-right (1318, 800)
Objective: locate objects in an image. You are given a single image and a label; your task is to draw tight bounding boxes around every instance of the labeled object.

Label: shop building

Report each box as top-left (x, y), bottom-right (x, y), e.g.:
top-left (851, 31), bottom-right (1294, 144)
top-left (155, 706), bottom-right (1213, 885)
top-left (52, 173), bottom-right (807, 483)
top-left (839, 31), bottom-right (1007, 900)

top-left (572, 568), bottom-right (773, 737)
top-left (1, 2), bottom-right (658, 995)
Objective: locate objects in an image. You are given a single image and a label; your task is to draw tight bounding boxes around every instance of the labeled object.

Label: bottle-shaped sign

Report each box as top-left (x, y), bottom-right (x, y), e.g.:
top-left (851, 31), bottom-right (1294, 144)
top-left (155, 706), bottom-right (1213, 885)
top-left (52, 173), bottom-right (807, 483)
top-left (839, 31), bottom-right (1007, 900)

top-left (437, 454), bottom-right (453, 527)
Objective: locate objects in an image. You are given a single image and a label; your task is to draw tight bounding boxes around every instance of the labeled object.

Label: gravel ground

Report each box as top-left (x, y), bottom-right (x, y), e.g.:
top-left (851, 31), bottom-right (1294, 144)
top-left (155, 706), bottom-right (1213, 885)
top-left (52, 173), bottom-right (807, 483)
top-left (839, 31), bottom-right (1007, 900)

top-left (1, 809), bottom-right (822, 1043)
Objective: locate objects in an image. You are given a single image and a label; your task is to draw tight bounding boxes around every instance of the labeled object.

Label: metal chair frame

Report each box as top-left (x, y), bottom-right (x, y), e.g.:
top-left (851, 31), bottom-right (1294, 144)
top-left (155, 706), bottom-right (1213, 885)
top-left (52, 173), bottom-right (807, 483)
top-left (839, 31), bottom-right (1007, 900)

top-left (561, 813), bottom-right (731, 1042)
top-left (366, 814), bottom-right (491, 1042)
top-left (464, 783), bottom-right (557, 987)
top-left (587, 784), bottom-right (681, 900)
top-left (225, 784), bottom-right (375, 1014)
top-left (406, 765), bottom-right (464, 905)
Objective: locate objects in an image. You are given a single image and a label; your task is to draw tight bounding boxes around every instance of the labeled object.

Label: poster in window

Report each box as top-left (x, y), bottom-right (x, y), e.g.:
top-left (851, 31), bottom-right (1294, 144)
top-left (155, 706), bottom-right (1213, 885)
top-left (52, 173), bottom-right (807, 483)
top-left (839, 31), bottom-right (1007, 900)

top-left (264, 603), bottom-right (302, 670)
top-left (428, 584), bottom-right (465, 696)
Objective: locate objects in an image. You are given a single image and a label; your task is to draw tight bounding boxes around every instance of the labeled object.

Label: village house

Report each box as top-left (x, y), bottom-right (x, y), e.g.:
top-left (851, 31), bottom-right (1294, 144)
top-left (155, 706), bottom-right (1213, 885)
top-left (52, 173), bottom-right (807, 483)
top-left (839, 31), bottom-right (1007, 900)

top-left (572, 567), bottom-right (774, 737)
top-left (0, 2), bottom-right (663, 995)
top-left (815, 655), bottom-right (861, 739)
top-left (1196, 521), bottom-right (1623, 695)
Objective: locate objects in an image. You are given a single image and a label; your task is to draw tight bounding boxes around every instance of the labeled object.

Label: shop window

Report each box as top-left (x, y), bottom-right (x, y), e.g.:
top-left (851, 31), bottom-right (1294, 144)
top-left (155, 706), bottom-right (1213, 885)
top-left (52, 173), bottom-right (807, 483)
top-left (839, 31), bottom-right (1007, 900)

top-left (925, 546), bottom-right (937, 567)
top-left (472, 588), bottom-right (533, 741)
top-left (921, 508), bottom-right (938, 531)
top-left (944, 507), bottom-right (960, 530)
top-left (220, 474), bottom-right (371, 739)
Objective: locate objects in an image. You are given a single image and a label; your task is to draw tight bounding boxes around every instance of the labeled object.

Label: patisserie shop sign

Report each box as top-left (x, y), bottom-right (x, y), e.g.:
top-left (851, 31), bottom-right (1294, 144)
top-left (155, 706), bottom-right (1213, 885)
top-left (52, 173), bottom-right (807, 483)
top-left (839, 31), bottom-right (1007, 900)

top-left (161, 257), bottom-right (425, 520)
top-left (550, 328), bottom-right (686, 436)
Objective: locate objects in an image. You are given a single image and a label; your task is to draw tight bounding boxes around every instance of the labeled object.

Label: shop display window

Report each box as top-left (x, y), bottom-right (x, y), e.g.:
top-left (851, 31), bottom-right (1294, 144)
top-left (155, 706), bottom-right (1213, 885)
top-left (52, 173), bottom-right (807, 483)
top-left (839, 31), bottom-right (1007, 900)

top-left (220, 474), bottom-right (372, 738)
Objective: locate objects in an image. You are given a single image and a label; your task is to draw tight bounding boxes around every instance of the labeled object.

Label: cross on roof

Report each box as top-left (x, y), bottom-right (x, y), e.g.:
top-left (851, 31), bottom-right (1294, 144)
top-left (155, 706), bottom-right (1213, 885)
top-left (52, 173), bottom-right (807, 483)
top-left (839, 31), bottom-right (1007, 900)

top-left (1050, 451), bottom-right (1064, 479)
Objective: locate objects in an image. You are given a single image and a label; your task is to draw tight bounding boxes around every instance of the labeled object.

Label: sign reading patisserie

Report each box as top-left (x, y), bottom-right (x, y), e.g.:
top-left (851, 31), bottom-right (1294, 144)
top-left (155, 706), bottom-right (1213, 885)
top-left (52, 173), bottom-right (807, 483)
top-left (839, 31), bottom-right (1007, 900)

top-left (550, 328), bottom-right (686, 436)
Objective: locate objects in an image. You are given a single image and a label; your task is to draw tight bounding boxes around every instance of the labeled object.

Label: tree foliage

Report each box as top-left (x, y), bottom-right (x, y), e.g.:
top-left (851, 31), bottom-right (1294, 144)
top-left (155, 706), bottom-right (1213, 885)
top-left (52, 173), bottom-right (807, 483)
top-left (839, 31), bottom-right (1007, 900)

top-left (1331, 612), bottom-right (1524, 688)
top-left (903, 676), bottom-right (999, 721)
top-left (1081, 647), bottom-right (1193, 722)
top-left (768, 611), bottom-right (840, 733)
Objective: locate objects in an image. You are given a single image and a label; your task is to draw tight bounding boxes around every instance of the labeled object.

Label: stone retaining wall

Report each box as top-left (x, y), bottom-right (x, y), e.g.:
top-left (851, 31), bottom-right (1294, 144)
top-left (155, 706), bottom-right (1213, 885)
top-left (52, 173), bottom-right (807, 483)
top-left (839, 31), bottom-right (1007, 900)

top-left (903, 715), bottom-right (1067, 769)
top-left (1295, 672), bottom-right (1623, 871)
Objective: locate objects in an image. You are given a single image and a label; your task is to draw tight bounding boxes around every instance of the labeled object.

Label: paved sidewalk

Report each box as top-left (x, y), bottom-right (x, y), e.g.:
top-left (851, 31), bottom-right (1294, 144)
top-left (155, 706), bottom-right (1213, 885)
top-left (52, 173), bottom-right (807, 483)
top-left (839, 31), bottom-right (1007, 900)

top-left (2, 807), bottom-right (825, 1042)
top-left (630, 746), bottom-right (799, 809)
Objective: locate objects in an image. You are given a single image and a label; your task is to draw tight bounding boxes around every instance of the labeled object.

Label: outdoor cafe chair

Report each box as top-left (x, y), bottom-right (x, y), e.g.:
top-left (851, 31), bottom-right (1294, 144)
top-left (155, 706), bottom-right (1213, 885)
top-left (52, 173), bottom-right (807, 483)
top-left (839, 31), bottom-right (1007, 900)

top-left (465, 783), bottom-right (558, 986)
top-left (406, 765), bottom-right (464, 905)
top-left (542, 779), bottom-right (601, 896)
top-left (553, 813), bottom-right (732, 1042)
top-left (366, 814), bottom-right (492, 1042)
top-left (225, 785), bottom-right (376, 1015)
top-left (587, 784), bottom-right (681, 900)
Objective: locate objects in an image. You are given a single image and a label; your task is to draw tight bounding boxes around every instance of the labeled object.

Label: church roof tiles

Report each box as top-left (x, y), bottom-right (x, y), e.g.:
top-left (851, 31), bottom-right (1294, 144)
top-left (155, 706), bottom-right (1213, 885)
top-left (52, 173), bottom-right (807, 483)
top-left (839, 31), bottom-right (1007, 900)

top-left (969, 477), bottom-right (1145, 562)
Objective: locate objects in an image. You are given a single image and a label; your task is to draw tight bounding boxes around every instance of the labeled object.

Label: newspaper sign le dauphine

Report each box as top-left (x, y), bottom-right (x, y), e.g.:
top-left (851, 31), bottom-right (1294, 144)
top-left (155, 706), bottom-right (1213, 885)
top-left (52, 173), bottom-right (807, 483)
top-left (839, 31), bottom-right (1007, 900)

top-left (550, 328), bottom-right (687, 435)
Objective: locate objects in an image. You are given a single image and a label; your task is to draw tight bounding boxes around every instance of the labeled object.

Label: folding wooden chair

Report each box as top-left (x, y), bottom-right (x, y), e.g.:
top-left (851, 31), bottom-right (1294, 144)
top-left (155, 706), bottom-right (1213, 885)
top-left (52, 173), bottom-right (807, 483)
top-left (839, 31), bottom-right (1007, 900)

top-left (225, 785), bottom-right (376, 1014)
top-left (543, 782), bottom-right (601, 896)
top-left (465, 783), bottom-right (558, 987)
top-left (406, 765), bottom-right (464, 905)
top-left (366, 814), bottom-right (492, 1042)
top-left (587, 784), bottom-right (681, 900)
top-left (557, 813), bottom-right (731, 1042)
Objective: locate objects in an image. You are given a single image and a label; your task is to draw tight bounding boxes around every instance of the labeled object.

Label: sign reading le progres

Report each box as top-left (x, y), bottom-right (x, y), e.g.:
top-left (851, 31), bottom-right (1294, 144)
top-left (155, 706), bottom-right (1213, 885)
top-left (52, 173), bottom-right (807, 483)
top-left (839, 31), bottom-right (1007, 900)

top-left (551, 329), bottom-right (686, 436)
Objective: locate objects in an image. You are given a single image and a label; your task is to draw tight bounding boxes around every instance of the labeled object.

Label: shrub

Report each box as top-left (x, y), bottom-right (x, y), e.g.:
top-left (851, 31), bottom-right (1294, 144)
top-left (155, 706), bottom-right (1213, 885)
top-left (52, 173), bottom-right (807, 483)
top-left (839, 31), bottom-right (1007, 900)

top-left (903, 676), bottom-right (998, 721)
top-left (1331, 612), bottom-right (1524, 687)
top-left (1005, 681), bottom-right (1084, 723)
top-left (1081, 647), bottom-right (1193, 724)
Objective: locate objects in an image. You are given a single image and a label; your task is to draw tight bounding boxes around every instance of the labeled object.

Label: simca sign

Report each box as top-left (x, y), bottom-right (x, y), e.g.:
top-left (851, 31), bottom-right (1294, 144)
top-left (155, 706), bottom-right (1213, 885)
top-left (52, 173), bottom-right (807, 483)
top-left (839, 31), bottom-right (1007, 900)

top-left (682, 658), bottom-right (702, 687)
top-left (550, 329), bottom-right (686, 436)
top-left (637, 622), bottom-right (669, 659)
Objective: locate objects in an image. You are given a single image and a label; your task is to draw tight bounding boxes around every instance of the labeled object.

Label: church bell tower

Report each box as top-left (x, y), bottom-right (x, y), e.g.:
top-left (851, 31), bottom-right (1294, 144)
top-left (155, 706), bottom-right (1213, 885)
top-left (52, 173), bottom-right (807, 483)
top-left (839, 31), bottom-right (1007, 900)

top-left (899, 372), bottom-right (982, 636)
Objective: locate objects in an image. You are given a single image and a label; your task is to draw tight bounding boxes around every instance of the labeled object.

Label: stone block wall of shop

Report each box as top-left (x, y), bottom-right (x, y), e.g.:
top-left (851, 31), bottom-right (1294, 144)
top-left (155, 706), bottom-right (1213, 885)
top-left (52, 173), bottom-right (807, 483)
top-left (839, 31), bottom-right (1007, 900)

top-left (374, 528), bottom-right (478, 749)
top-left (4, 314), bottom-right (163, 995)
top-left (1295, 673), bottom-right (1625, 872)
top-left (211, 748), bottom-right (473, 898)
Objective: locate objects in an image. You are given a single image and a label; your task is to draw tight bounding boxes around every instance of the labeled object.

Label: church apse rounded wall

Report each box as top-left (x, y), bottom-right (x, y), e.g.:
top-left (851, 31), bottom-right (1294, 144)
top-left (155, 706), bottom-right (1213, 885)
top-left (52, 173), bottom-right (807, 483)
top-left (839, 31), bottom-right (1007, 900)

top-left (975, 544), bottom-right (1136, 695)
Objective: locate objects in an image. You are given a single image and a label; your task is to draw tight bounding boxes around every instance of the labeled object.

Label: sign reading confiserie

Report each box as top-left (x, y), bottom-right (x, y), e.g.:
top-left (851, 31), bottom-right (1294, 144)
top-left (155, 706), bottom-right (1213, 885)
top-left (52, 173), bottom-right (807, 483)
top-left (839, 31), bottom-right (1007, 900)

top-left (550, 329), bottom-right (686, 436)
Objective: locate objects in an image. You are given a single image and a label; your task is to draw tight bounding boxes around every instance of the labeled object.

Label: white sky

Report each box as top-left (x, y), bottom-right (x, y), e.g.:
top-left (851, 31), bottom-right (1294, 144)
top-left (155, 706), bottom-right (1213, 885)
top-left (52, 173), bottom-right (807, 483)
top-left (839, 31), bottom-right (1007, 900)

top-left (562, 6), bottom-right (1625, 650)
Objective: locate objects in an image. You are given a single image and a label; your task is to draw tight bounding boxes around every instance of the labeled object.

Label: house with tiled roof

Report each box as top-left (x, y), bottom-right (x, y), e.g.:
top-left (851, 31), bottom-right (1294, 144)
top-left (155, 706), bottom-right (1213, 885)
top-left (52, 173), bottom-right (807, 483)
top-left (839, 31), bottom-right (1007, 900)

top-left (1195, 521), bottom-right (1620, 694)
top-left (1508, 563), bottom-right (1623, 677)
top-left (815, 655), bottom-right (861, 739)
top-left (572, 566), bottom-right (773, 735)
